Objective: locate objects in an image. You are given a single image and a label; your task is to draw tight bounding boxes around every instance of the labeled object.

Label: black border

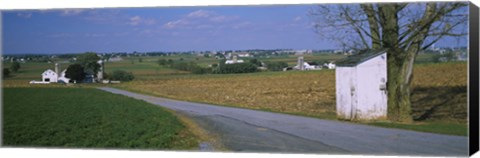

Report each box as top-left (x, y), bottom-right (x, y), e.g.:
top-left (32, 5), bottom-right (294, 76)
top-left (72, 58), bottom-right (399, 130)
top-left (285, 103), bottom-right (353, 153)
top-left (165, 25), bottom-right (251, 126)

top-left (469, 1), bottom-right (479, 156)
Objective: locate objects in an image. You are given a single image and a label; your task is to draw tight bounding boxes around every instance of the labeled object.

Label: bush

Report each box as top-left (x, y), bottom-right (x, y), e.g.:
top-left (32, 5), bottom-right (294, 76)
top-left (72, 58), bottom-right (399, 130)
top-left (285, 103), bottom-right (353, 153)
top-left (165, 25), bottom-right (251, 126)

top-left (265, 61), bottom-right (288, 71)
top-left (110, 70), bottom-right (135, 81)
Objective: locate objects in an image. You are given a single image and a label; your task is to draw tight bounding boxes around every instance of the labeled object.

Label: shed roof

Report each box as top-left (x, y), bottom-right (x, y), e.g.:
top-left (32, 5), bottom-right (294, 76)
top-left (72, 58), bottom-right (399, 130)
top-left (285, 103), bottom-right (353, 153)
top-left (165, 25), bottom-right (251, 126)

top-left (336, 50), bottom-right (386, 67)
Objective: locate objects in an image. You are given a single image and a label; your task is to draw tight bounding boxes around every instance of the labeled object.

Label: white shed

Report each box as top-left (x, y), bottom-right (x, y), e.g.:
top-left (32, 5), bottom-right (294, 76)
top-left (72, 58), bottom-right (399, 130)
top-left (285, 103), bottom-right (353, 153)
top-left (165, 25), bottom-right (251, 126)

top-left (335, 50), bottom-right (388, 120)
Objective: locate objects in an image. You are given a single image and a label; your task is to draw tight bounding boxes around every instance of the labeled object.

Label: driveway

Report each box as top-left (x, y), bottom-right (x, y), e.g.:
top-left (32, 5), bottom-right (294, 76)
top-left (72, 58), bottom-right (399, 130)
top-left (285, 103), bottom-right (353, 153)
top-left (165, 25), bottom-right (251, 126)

top-left (98, 87), bottom-right (468, 156)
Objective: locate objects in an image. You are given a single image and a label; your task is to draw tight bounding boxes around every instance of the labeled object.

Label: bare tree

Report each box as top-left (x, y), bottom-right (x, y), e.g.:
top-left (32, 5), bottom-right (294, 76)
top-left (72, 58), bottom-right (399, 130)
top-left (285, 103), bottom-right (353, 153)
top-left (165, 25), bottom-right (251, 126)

top-left (309, 2), bottom-right (468, 122)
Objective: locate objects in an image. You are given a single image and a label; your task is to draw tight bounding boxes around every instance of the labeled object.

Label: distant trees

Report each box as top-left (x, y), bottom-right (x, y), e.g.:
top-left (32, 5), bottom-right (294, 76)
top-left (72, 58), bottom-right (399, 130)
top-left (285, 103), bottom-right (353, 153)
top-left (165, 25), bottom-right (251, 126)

top-left (110, 70), bottom-right (135, 81)
top-left (65, 64), bottom-right (86, 82)
top-left (432, 52), bottom-right (457, 62)
top-left (249, 59), bottom-right (262, 67)
top-left (265, 61), bottom-right (288, 71)
top-left (213, 63), bottom-right (258, 74)
top-left (10, 61), bottom-right (21, 73)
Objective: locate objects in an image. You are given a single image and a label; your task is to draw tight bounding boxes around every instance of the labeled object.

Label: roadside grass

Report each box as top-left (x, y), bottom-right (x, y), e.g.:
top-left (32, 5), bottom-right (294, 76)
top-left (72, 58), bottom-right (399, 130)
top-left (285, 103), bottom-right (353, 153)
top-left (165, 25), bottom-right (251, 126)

top-left (367, 121), bottom-right (468, 136)
top-left (2, 87), bottom-right (199, 149)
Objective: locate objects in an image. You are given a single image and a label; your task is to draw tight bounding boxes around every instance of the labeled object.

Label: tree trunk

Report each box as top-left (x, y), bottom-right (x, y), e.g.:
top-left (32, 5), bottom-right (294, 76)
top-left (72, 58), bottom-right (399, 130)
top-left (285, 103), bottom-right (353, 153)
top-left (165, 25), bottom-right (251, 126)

top-left (386, 49), bottom-right (414, 123)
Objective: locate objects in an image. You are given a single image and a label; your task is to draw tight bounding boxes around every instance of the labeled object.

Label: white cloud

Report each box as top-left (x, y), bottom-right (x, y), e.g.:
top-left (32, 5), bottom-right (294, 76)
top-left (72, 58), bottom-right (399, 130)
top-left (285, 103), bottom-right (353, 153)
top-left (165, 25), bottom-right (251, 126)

top-left (187, 10), bottom-right (213, 18)
top-left (85, 33), bottom-right (106, 38)
top-left (232, 22), bottom-right (252, 29)
top-left (294, 16), bottom-right (302, 22)
top-left (127, 15), bottom-right (157, 26)
top-left (47, 33), bottom-right (74, 38)
top-left (17, 12), bottom-right (32, 18)
top-left (128, 16), bottom-right (142, 26)
top-left (60, 9), bottom-right (84, 16)
top-left (163, 19), bottom-right (189, 29)
top-left (163, 10), bottom-right (240, 29)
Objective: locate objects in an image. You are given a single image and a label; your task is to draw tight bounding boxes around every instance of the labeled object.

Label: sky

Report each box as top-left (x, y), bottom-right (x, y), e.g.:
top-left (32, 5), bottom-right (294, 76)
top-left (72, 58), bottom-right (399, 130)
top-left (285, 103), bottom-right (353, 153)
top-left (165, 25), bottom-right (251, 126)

top-left (1, 4), bottom-right (469, 54)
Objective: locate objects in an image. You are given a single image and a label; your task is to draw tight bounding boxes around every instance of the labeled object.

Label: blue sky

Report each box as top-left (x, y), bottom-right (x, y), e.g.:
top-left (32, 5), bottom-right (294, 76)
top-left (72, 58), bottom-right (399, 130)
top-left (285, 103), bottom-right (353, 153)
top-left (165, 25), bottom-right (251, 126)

top-left (2, 4), bottom-right (468, 54)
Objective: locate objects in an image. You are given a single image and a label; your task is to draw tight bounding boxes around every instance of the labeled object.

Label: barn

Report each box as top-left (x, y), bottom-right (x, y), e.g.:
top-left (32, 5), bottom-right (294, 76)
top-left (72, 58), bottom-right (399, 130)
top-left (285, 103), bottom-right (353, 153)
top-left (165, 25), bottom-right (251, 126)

top-left (335, 50), bottom-right (388, 120)
top-left (42, 69), bottom-right (58, 82)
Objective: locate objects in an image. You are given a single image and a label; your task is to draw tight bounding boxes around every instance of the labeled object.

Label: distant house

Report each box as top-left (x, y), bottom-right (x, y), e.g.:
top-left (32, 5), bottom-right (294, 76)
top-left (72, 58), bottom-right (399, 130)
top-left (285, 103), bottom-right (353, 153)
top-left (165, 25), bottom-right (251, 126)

top-left (237, 52), bottom-right (251, 57)
top-left (335, 50), bottom-right (387, 120)
top-left (293, 56), bottom-right (321, 70)
top-left (108, 56), bottom-right (123, 62)
top-left (225, 55), bottom-right (244, 64)
top-left (294, 62), bottom-right (321, 70)
top-left (324, 62), bottom-right (336, 69)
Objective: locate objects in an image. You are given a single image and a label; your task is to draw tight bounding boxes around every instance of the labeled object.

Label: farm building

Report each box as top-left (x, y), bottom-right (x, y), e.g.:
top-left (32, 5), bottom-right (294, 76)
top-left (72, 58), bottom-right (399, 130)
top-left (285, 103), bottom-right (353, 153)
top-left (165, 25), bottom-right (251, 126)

top-left (41, 63), bottom-right (71, 83)
top-left (335, 50), bottom-right (387, 120)
top-left (225, 55), bottom-right (244, 64)
top-left (42, 69), bottom-right (58, 82)
top-left (294, 56), bottom-right (321, 70)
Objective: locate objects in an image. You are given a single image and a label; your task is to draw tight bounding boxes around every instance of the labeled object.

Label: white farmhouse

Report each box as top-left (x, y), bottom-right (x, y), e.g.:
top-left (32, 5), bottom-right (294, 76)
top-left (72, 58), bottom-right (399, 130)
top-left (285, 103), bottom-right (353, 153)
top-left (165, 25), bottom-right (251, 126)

top-left (335, 50), bottom-right (387, 120)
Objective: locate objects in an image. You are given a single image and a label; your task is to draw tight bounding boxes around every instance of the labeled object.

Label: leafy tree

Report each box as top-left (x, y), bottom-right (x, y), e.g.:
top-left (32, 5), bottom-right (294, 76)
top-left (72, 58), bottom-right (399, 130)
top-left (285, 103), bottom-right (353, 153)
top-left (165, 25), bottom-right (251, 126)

top-left (3, 68), bottom-right (10, 78)
top-left (110, 70), bottom-right (134, 81)
top-left (10, 61), bottom-right (20, 73)
top-left (76, 52), bottom-right (101, 76)
top-left (310, 2), bottom-right (467, 122)
top-left (65, 64), bottom-right (86, 83)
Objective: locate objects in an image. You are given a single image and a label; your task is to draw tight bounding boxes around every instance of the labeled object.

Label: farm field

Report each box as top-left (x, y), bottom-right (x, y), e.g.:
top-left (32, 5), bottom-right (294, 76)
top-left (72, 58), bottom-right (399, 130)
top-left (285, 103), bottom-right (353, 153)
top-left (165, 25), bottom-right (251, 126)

top-left (2, 53), bottom-right (467, 136)
top-left (2, 87), bottom-right (199, 149)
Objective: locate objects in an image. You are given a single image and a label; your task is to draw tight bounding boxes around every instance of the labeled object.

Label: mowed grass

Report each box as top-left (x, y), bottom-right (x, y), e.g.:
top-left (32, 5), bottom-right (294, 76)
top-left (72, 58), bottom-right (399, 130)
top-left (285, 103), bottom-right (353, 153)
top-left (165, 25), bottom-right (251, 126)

top-left (116, 62), bottom-right (468, 136)
top-left (3, 87), bottom-right (198, 149)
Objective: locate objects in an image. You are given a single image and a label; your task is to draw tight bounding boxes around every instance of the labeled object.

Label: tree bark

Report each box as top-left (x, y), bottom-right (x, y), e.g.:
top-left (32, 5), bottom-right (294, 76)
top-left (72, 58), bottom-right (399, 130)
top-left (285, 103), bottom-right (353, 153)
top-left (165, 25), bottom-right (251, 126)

top-left (379, 4), bottom-right (414, 123)
top-left (386, 49), bottom-right (415, 123)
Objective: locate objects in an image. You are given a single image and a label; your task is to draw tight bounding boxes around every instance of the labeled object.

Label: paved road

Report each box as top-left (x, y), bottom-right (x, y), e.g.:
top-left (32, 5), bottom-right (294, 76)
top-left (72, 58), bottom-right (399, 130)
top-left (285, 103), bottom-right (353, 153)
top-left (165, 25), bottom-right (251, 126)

top-left (98, 87), bottom-right (468, 156)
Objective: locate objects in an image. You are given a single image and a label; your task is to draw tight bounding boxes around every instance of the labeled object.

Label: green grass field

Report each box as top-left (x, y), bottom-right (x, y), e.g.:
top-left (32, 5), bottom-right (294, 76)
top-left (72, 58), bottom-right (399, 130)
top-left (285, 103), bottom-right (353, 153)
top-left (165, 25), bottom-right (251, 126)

top-left (3, 87), bottom-right (199, 149)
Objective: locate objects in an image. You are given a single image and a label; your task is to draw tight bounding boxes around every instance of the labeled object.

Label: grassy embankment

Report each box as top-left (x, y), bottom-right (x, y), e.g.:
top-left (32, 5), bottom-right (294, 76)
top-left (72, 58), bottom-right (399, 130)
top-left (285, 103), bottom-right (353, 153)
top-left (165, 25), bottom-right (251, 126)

top-left (2, 87), bottom-right (200, 149)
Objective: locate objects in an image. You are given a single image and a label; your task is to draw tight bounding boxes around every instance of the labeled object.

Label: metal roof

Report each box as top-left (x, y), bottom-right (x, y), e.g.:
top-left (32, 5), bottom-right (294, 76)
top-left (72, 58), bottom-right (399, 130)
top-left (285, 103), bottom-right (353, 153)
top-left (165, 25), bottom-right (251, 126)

top-left (336, 49), bottom-right (386, 67)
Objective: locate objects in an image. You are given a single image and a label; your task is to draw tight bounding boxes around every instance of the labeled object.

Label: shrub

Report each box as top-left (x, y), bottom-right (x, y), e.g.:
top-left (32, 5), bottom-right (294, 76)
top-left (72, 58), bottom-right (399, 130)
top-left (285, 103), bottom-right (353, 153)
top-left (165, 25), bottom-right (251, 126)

top-left (110, 70), bottom-right (135, 81)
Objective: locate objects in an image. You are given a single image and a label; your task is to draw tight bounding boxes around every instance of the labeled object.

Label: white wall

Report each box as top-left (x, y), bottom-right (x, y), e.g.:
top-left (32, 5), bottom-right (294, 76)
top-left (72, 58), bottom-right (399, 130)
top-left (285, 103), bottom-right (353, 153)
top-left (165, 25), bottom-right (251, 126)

top-left (355, 53), bottom-right (387, 120)
top-left (42, 69), bottom-right (58, 82)
top-left (335, 53), bottom-right (387, 120)
top-left (335, 67), bottom-right (356, 120)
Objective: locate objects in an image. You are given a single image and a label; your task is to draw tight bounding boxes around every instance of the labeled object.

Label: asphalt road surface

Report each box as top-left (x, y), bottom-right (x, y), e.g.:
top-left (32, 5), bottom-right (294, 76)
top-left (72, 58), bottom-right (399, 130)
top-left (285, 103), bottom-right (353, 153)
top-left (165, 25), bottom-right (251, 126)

top-left (98, 87), bottom-right (468, 156)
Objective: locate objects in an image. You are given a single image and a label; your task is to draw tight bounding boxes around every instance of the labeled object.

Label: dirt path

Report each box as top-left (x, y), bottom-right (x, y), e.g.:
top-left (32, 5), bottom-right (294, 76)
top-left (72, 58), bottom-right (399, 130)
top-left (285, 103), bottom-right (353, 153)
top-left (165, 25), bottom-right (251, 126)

top-left (98, 87), bottom-right (468, 156)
